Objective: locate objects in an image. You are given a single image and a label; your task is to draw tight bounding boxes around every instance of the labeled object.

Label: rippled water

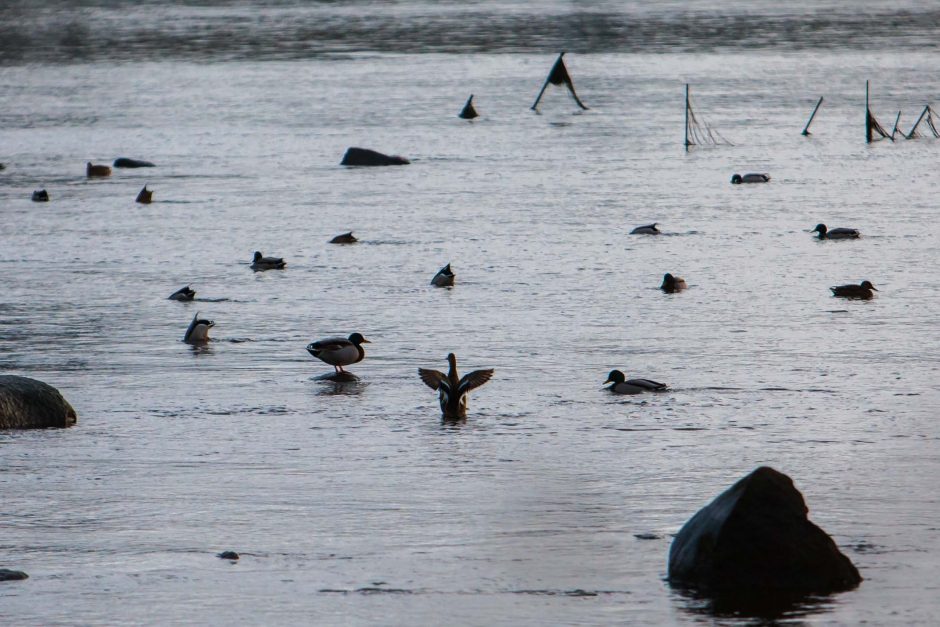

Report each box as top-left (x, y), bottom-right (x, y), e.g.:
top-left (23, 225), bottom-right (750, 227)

top-left (2, 1), bottom-right (940, 625)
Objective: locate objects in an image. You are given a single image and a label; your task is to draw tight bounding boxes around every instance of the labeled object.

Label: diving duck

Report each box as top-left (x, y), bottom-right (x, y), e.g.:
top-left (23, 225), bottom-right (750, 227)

top-left (812, 223), bottom-right (859, 240)
top-left (630, 223), bottom-right (661, 235)
top-left (86, 162), bottom-right (112, 177)
top-left (604, 370), bottom-right (667, 394)
top-left (459, 94), bottom-right (479, 120)
top-left (169, 285), bottom-right (196, 301)
top-left (830, 281), bottom-right (877, 300)
top-left (731, 173), bottom-right (770, 184)
top-left (183, 312), bottom-right (214, 344)
top-left (431, 263), bottom-right (455, 287)
top-left (329, 232), bottom-right (358, 244)
top-left (136, 185), bottom-right (153, 204)
top-left (419, 353), bottom-right (494, 419)
top-left (251, 251), bottom-right (286, 270)
top-left (661, 273), bottom-right (687, 293)
top-left (31, 189), bottom-right (49, 202)
top-left (306, 333), bottom-right (370, 373)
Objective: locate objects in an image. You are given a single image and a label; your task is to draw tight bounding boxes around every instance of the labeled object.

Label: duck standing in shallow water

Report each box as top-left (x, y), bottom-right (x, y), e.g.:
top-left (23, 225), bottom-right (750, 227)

top-left (731, 173), bottom-right (770, 184)
top-left (604, 370), bottom-right (667, 394)
top-left (419, 353), bottom-right (494, 420)
top-left (661, 273), bottom-right (687, 293)
top-left (183, 312), bottom-right (214, 343)
top-left (831, 281), bottom-right (877, 300)
top-left (306, 333), bottom-right (370, 374)
top-left (250, 251), bottom-right (285, 270)
top-left (169, 285), bottom-right (196, 301)
top-left (431, 263), bottom-right (455, 287)
top-left (86, 162), bottom-right (112, 177)
top-left (136, 185), bottom-right (153, 204)
top-left (812, 223), bottom-right (859, 240)
top-left (329, 232), bottom-right (357, 244)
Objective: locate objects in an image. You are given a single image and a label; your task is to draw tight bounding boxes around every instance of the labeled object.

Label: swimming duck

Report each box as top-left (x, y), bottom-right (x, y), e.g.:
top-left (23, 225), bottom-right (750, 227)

top-left (604, 369), bottom-right (667, 394)
top-left (136, 185), bottom-right (153, 204)
top-left (86, 162), bottom-right (112, 177)
top-left (251, 251), bottom-right (286, 270)
top-left (329, 232), bottom-right (358, 244)
top-left (31, 189), bottom-right (49, 202)
top-left (661, 273), bottom-right (687, 293)
top-left (830, 281), bottom-right (877, 300)
top-left (418, 353), bottom-right (494, 419)
top-left (431, 263), bottom-right (455, 287)
top-left (731, 173), bottom-right (770, 184)
top-left (169, 285), bottom-right (196, 301)
top-left (630, 223), bottom-right (661, 235)
top-left (306, 333), bottom-right (370, 373)
top-left (183, 312), bottom-right (214, 343)
top-left (812, 223), bottom-right (859, 240)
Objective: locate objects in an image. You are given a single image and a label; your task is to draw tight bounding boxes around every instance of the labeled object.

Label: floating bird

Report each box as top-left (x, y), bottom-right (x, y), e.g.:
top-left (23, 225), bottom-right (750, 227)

top-left (459, 94), bottom-right (479, 120)
top-left (419, 353), bottom-right (494, 420)
top-left (306, 333), bottom-right (370, 373)
top-left (136, 185), bottom-right (153, 204)
top-left (431, 263), bottom-right (455, 287)
top-left (630, 223), bottom-right (660, 235)
top-left (86, 162), bottom-right (112, 177)
top-left (830, 281), bottom-right (877, 300)
top-left (731, 173), bottom-right (770, 184)
top-left (604, 369), bottom-right (668, 394)
top-left (661, 273), bottom-right (687, 293)
top-left (812, 223), bottom-right (860, 240)
top-left (250, 251), bottom-right (285, 270)
top-left (31, 189), bottom-right (49, 202)
top-left (183, 312), bottom-right (214, 343)
top-left (169, 285), bottom-right (196, 301)
top-left (113, 157), bottom-right (155, 168)
top-left (329, 232), bottom-right (358, 244)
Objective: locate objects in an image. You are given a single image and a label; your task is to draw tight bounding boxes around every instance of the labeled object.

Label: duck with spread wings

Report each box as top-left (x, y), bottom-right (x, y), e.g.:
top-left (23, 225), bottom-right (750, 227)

top-left (418, 353), bottom-right (493, 420)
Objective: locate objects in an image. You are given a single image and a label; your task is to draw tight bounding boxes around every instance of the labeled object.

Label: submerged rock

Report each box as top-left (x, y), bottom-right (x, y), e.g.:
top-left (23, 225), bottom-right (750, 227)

top-left (0, 569), bottom-right (29, 581)
top-left (340, 147), bottom-right (409, 166)
top-left (668, 466), bottom-right (861, 594)
top-left (0, 375), bottom-right (77, 429)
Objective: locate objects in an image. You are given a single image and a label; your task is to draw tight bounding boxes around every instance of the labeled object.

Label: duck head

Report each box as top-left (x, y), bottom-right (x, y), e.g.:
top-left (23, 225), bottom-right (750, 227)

top-left (604, 369), bottom-right (626, 385)
top-left (860, 280), bottom-right (878, 291)
top-left (253, 251), bottom-right (263, 262)
top-left (348, 332), bottom-right (371, 345)
top-left (730, 174), bottom-right (743, 184)
top-left (812, 223), bottom-right (827, 236)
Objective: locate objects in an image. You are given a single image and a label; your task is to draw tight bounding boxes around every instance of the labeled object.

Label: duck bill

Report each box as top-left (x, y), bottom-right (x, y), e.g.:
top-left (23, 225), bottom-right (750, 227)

top-left (603, 378), bottom-right (613, 385)
top-left (360, 338), bottom-right (372, 343)
top-left (870, 287), bottom-right (878, 291)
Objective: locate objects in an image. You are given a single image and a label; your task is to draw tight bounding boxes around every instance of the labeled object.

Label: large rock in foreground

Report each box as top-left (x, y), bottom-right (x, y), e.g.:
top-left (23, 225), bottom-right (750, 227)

top-left (340, 147), bottom-right (410, 166)
top-left (668, 467), bottom-right (861, 594)
top-left (0, 376), bottom-right (77, 429)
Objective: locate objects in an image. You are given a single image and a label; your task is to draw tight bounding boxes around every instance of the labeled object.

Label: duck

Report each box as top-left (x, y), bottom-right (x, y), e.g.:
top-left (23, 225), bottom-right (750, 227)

top-left (250, 251), bottom-right (286, 270)
top-left (86, 162), bottom-right (112, 177)
top-left (136, 185), bottom-right (153, 204)
top-left (31, 189), bottom-right (49, 202)
top-left (661, 273), bottom-right (687, 293)
top-left (459, 94), bottom-right (479, 120)
top-left (604, 369), bottom-right (668, 394)
top-left (630, 223), bottom-right (661, 235)
top-left (731, 173), bottom-right (770, 184)
top-left (812, 223), bottom-right (859, 240)
top-left (306, 333), bottom-right (370, 373)
top-left (168, 285), bottom-right (196, 301)
top-left (418, 353), bottom-right (494, 419)
top-left (830, 280), bottom-right (877, 300)
top-left (329, 232), bottom-right (357, 244)
top-left (183, 312), bottom-right (214, 343)
top-left (431, 263), bottom-right (455, 287)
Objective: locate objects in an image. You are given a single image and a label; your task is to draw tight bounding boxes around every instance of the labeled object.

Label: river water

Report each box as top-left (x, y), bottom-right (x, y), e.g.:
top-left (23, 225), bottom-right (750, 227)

top-left (1, 1), bottom-right (939, 625)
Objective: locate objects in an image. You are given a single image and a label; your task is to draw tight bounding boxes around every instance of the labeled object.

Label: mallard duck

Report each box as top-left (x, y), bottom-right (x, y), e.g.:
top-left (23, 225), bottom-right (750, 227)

top-left (169, 285), bottom-right (196, 301)
top-left (630, 223), bottom-right (661, 235)
top-left (183, 312), bottom-right (214, 343)
top-left (251, 251), bottom-right (286, 270)
top-left (31, 189), bottom-right (49, 202)
top-left (419, 353), bottom-right (494, 419)
top-left (431, 263), bottom-right (455, 287)
top-left (661, 273), bottom-right (687, 293)
top-left (329, 232), bottom-right (357, 244)
top-left (459, 94), bottom-right (479, 120)
top-left (731, 173), bottom-right (770, 184)
top-left (136, 185), bottom-right (153, 204)
top-left (812, 223), bottom-right (859, 240)
top-left (306, 333), bottom-right (370, 373)
top-left (604, 370), bottom-right (667, 394)
top-left (830, 281), bottom-right (877, 299)
top-left (86, 162), bottom-right (112, 177)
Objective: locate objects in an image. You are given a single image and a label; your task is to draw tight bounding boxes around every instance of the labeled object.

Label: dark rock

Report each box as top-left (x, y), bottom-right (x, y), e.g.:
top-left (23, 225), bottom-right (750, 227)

top-left (0, 569), bottom-right (29, 581)
top-left (340, 147), bottom-right (409, 167)
top-left (668, 466), bottom-right (861, 594)
top-left (31, 189), bottom-right (49, 202)
top-left (315, 372), bottom-right (360, 383)
top-left (0, 375), bottom-right (77, 429)
top-left (113, 157), bottom-right (155, 168)
top-left (217, 551), bottom-right (239, 560)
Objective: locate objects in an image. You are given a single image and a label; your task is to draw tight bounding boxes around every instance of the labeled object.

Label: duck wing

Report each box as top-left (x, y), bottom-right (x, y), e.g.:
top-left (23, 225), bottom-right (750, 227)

top-left (307, 337), bottom-right (351, 353)
top-left (626, 378), bottom-right (667, 390)
top-left (418, 368), bottom-right (448, 390)
top-left (458, 369), bottom-right (494, 394)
